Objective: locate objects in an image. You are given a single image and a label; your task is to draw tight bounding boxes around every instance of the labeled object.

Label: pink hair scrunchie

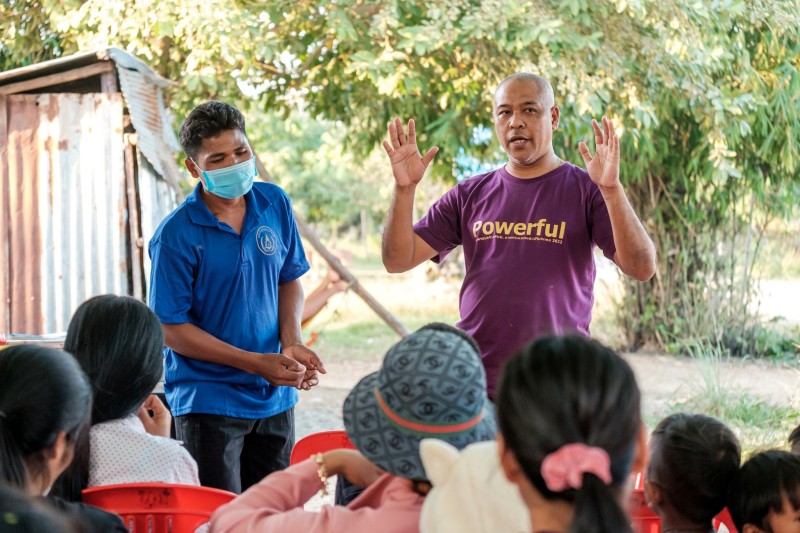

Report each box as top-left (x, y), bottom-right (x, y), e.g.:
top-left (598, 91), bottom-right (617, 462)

top-left (540, 443), bottom-right (612, 492)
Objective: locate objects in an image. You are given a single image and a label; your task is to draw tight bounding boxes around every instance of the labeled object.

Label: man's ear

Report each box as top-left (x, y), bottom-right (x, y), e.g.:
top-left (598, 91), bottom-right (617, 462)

top-left (631, 422), bottom-right (649, 475)
top-left (184, 157), bottom-right (201, 180)
top-left (551, 106), bottom-right (560, 131)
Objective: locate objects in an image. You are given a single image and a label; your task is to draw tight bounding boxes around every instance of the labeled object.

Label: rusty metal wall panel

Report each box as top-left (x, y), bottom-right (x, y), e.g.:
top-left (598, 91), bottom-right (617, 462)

top-left (5, 95), bottom-right (43, 334)
top-left (4, 93), bottom-right (127, 334)
top-left (137, 150), bottom-right (178, 297)
top-left (0, 96), bottom-right (10, 332)
top-left (113, 57), bottom-right (185, 201)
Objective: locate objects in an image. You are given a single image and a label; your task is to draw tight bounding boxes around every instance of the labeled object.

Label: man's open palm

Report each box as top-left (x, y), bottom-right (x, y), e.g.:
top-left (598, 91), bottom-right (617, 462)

top-left (382, 117), bottom-right (438, 188)
top-left (579, 116), bottom-right (621, 191)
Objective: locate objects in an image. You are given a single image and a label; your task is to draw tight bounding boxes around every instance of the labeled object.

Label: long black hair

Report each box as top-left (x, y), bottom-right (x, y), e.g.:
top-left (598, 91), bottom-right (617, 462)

top-left (0, 345), bottom-right (91, 492)
top-left (52, 294), bottom-right (164, 500)
top-left (496, 334), bottom-right (641, 533)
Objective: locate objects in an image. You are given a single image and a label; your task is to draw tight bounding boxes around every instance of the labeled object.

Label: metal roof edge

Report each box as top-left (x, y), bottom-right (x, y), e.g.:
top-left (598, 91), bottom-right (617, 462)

top-left (0, 47), bottom-right (177, 88)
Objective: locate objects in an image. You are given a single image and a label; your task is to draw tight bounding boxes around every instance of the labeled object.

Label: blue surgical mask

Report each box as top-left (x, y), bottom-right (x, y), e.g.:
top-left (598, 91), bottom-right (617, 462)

top-left (194, 157), bottom-right (257, 199)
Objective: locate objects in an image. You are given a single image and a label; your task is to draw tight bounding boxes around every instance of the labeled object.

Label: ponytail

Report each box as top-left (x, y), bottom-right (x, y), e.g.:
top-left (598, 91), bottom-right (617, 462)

top-left (571, 474), bottom-right (633, 533)
top-left (496, 335), bottom-right (642, 533)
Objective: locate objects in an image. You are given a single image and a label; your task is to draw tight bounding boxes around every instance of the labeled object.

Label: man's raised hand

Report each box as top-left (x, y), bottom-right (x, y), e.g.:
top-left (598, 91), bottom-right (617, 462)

top-left (579, 116), bottom-right (621, 192)
top-left (382, 117), bottom-right (439, 188)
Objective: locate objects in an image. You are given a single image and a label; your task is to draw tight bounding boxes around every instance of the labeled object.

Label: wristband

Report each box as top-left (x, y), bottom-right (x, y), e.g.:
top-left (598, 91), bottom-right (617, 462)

top-left (312, 453), bottom-right (329, 496)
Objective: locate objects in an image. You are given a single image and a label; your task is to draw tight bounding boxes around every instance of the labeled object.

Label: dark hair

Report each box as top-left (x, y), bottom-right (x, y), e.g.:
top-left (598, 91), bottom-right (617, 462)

top-left (0, 481), bottom-right (80, 532)
top-left (648, 413), bottom-right (740, 524)
top-left (496, 334), bottom-right (641, 533)
top-left (0, 346), bottom-right (91, 491)
top-left (52, 294), bottom-right (164, 500)
top-left (179, 101), bottom-right (247, 159)
top-left (728, 450), bottom-right (800, 532)
top-left (64, 295), bottom-right (163, 424)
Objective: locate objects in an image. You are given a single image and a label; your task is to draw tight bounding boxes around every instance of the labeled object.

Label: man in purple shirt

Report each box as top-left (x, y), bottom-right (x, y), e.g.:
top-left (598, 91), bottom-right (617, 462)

top-left (381, 73), bottom-right (656, 397)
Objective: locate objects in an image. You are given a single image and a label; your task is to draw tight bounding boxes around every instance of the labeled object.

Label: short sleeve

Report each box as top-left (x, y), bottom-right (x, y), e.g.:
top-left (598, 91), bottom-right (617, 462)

top-left (148, 236), bottom-right (197, 324)
top-left (413, 186), bottom-right (462, 263)
top-left (277, 193), bottom-right (310, 283)
top-left (588, 187), bottom-right (616, 261)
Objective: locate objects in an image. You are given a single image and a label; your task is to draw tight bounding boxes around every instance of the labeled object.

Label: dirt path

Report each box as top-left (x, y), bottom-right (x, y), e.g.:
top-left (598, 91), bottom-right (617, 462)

top-left (296, 355), bottom-right (800, 439)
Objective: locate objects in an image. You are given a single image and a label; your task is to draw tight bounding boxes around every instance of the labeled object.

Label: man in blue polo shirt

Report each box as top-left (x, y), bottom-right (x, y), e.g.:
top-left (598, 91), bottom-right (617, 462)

top-left (148, 101), bottom-right (325, 493)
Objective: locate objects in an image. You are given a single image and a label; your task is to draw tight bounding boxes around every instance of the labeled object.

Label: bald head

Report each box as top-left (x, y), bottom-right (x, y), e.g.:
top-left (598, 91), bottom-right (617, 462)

top-left (494, 73), bottom-right (555, 109)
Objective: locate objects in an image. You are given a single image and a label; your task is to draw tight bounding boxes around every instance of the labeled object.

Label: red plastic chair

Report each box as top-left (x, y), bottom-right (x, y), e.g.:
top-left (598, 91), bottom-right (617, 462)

top-left (82, 483), bottom-right (236, 533)
top-left (628, 473), bottom-right (662, 533)
top-left (290, 430), bottom-right (355, 465)
top-left (714, 507), bottom-right (739, 533)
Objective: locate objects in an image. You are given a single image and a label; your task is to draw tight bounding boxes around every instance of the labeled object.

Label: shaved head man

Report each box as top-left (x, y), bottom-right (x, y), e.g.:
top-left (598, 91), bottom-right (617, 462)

top-left (381, 73), bottom-right (656, 397)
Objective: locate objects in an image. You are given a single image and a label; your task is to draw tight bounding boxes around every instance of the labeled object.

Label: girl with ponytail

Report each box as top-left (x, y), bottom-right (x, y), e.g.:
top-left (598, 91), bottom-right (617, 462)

top-left (495, 334), bottom-right (647, 533)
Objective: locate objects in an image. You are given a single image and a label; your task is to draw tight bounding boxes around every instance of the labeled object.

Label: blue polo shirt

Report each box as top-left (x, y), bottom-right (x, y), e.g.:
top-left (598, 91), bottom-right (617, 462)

top-left (148, 182), bottom-right (310, 418)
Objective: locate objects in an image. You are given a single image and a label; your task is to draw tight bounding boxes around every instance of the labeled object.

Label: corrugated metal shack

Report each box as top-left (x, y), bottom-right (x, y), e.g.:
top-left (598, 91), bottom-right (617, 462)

top-left (0, 48), bottom-right (184, 334)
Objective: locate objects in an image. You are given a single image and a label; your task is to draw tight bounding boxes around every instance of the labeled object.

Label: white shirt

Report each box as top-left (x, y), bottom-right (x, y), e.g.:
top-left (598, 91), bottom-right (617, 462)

top-left (89, 414), bottom-right (200, 487)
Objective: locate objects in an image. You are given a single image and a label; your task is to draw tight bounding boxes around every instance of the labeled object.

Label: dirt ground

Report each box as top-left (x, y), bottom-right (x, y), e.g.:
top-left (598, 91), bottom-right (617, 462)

top-left (295, 353), bottom-right (800, 439)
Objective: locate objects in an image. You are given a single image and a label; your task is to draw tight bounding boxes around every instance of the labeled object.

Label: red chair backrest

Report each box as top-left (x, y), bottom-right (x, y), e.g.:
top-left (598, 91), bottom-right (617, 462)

top-left (629, 482), bottom-right (662, 533)
top-left (290, 430), bottom-right (355, 465)
top-left (714, 507), bottom-right (739, 533)
top-left (82, 483), bottom-right (236, 533)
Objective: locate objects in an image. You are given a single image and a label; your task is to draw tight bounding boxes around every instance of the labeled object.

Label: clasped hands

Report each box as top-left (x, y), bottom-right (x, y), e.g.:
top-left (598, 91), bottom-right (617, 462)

top-left (253, 343), bottom-right (326, 391)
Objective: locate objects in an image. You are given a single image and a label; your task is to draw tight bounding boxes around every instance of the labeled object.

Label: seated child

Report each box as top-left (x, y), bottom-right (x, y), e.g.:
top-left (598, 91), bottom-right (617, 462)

top-left (644, 413), bottom-right (741, 533)
top-left (728, 450), bottom-right (800, 533)
top-left (52, 295), bottom-right (198, 500)
top-left (0, 345), bottom-right (127, 532)
top-left (495, 334), bottom-right (647, 533)
top-left (210, 323), bottom-right (496, 533)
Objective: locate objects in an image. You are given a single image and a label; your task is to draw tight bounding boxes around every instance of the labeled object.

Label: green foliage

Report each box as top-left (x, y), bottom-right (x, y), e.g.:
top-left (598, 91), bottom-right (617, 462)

top-left (660, 341), bottom-right (800, 452)
top-left (2, 0), bottom-right (799, 355)
top-left (244, 105), bottom-right (392, 235)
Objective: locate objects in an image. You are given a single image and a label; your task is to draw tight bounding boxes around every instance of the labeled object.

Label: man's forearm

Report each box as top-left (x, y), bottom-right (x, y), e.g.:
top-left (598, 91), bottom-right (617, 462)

top-left (381, 185), bottom-right (418, 273)
top-left (601, 186), bottom-right (656, 281)
top-left (162, 323), bottom-right (259, 373)
top-left (279, 279), bottom-right (305, 348)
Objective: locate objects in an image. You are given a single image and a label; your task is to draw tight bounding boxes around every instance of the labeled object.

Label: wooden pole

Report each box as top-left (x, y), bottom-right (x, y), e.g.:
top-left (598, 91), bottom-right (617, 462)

top-left (253, 155), bottom-right (409, 338)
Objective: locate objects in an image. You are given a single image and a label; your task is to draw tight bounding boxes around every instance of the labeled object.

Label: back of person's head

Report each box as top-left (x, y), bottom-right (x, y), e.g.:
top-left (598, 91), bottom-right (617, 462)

top-left (343, 323), bottom-right (496, 484)
top-left (728, 450), bottom-right (800, 533)
top-left (646, 413), bottom-right (740, 524)
top-left (64, 294), bottom-right (164, 425)
top-left (0, 346), bottom-right (91, 492)
top-left (496, 334), bottom-right (642, 533)
top-left (0, 482), bottom-right (80, 533)
top-left (179, 101), bottom-right (247, 159)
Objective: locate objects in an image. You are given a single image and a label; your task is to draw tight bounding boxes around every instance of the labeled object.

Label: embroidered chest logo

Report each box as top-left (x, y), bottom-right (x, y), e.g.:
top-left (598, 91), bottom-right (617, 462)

top-left (256, 226), bottom-right (279, 256)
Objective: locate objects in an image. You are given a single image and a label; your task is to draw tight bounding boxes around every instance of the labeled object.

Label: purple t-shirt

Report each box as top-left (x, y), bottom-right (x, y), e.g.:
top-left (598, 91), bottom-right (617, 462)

top-left (414, 162), bottom-right (616, 396)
